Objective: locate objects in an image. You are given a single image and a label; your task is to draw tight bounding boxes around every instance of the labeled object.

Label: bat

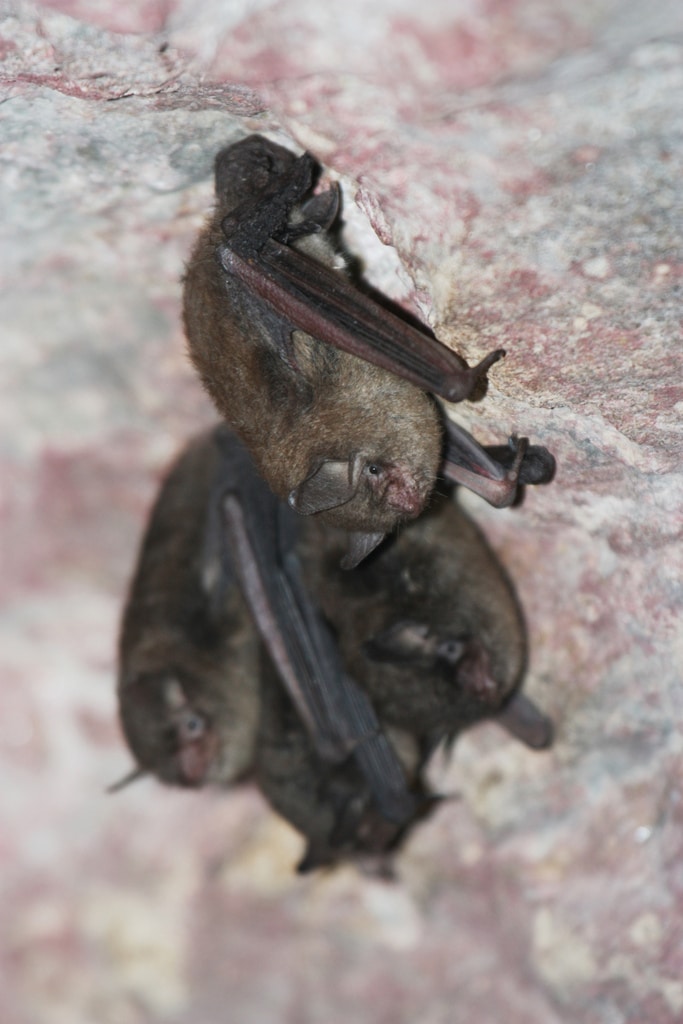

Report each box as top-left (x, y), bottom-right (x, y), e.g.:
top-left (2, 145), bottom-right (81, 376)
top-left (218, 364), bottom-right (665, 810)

top-left (256, 660), bottom-right (434, 873)
top-left (116, 430), bottom-right (260, 789)
top-left (298, 489), bottom-right (554, 754)
top-left (115, 425), bottom-right (427, 866)
top-left (115, 428), bottom-right (550, 869)
top-left (184, 134), bottom-right (555, 568)
top-left (116, 425), bottom-right (416, 826)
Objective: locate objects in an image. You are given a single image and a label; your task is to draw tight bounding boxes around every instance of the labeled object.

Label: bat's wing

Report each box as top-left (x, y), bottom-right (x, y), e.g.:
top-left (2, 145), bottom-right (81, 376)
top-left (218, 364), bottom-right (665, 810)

top-left (213, 427), bottom-right (416, 824)
top-left (217, 148), bottom-right (503, 404)
top-left (441, 419), bottom-right (556, 507)
top-left (219, 237), bottom-right (504, 403)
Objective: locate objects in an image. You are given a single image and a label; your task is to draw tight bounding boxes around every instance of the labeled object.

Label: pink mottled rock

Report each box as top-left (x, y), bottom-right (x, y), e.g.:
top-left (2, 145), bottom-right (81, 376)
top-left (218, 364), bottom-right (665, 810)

top-left (1, 1), bottom-right (681, 1022)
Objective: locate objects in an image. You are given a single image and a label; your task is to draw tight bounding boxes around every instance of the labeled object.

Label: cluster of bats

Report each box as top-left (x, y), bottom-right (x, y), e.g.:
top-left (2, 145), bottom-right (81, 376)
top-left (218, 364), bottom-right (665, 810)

top-left (114, 135), bottom-right (555, 873)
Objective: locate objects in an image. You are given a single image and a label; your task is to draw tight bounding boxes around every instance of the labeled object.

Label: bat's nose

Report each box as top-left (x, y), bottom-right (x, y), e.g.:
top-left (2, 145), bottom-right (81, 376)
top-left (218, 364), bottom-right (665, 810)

top-left (385, 476), bottom-right (426, 517)
top-left (388, 491), bottom-right (423, 516)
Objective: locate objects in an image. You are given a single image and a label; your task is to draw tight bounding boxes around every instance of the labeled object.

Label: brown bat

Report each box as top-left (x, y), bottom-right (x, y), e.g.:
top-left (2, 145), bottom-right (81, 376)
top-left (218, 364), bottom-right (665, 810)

top-left (116, 428), bottom-right (550, 871)
top-left (298, 489), bottom-right (553, 754)
top-left (256, 660), bottom-right (435, 873)
top-left (183, 134), bottom-right (554, 568)
top-left (116, 430), bottom-right (259, 789)
top-left (116, 425), bottom-right (416, 826)
top-left (115, 426), bottom-right (429, 868)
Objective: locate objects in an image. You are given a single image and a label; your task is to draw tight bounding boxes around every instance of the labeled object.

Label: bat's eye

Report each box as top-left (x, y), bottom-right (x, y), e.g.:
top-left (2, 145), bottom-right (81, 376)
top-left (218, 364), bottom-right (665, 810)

top-left (437, 639), bottom-right (466, 665)
top-left (366, 463), bottom-right (382, 477)
top-left (177, 710), bottom-right (207, 743)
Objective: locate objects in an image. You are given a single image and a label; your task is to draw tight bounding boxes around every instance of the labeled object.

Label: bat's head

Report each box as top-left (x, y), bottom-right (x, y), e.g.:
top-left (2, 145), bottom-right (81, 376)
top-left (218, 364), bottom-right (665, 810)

top-left (117, 668), bottom-right (257, 789)
top-left (283, 363), bottom-right (444, 567)
top-left (289, 448), bottom-right (440, 568)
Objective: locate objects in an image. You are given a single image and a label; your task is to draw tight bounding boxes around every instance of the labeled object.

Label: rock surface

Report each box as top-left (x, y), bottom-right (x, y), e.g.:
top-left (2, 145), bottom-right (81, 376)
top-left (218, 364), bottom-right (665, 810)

top-left (1, 1), bottom-right (681, 1022)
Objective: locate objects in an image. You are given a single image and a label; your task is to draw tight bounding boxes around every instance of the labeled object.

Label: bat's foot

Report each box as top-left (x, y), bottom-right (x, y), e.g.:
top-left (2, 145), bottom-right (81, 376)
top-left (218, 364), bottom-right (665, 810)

top-left (483, 437), bottom-right (557, 493)
top-left (475, 434), bottom-right (527, 509)
top-left (506, 434), bottom-right (528, 481)
top-left (517, 443), bottom-right (556, 486)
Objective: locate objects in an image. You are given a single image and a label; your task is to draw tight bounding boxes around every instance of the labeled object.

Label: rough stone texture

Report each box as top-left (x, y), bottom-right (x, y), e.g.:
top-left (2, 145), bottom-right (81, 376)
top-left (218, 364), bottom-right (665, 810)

top-left (1, 1), bottom-right (681, 1022)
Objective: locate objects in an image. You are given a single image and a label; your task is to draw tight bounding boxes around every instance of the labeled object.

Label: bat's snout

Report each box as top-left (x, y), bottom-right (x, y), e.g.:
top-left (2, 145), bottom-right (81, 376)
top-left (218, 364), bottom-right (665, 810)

top-left (383, 466), bottom-right (429, 518)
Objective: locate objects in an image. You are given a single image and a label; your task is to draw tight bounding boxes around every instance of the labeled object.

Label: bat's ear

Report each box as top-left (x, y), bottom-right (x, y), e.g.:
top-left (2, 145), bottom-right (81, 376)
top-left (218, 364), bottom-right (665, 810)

top-left (288, 459), bottom-right (359, 515)
top-left (297, 182), bottom-right (340, 232)
top-left (365, 621), bottom-right (468, 665)
top-left (365, 620), bottom-right (429, 662)
top-left (365, 621), bottom-right (429, 661)
top-left (340, 531), bottom-right (385, 569)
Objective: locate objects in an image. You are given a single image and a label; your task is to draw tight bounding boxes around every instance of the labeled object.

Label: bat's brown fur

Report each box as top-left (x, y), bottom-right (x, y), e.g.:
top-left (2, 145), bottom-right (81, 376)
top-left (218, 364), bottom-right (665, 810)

top-left (183, 136), bottom-right (443, 539)
top-left (299, 492), bottom-right (550, 748)
top-left (117, 428), bottom-right (551, 869)
top-left (256, 661), bottom-right (429, 872)
top-left (117, 431), bottom-right (260, 787)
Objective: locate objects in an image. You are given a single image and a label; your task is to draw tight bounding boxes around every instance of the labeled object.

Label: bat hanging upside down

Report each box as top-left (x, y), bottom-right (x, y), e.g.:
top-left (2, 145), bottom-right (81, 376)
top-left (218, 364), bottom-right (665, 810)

top-left (114, 426), bottom-right (552, 870)
top-left (184, 134), bottom-right (555, 567)
top-left (116, 426), bottom-right (419, 827)
top-left (298, 493), bottom-right (553, 755)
